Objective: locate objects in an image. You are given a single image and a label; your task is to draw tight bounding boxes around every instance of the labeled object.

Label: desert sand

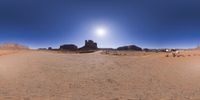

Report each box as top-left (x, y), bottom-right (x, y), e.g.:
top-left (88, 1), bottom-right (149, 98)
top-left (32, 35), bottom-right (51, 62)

top-left (0, 50), bottom-right (200, 100)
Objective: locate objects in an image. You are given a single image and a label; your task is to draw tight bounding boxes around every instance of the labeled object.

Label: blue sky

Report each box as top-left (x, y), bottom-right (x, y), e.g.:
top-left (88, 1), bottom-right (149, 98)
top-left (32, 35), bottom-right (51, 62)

top-left (0, 0), bottom-right (200, 49)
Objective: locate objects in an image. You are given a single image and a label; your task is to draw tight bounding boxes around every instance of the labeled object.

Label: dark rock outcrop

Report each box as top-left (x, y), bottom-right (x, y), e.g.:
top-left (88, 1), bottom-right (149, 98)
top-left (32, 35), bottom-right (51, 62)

top-left (79, 40), bottom-right (98, 50)
top-left (48, 47), bottom-right (52, 50)
top-left (38, 48), bottom-right (47, 50)
top-left (143, 48), bottom-right (150, 52)
top-left (59, 44), bottom-right (78, 51)
top-left (117, 45), bottom-right (142, 51)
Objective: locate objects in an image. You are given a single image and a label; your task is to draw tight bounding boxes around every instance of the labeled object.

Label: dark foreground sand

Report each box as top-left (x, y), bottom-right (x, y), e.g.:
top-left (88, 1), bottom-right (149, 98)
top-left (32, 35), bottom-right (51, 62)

top-left (0, 50), bottom-right (200, 100)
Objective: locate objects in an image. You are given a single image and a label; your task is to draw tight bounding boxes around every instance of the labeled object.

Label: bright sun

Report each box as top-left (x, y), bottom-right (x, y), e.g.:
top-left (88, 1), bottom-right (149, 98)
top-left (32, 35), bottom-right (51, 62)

top-left (95, 28), bottom-right (107, 37)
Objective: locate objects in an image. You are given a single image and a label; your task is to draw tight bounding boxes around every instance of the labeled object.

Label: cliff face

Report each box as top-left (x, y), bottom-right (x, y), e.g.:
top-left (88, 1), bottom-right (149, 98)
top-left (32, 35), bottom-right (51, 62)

top-left (0, 43), bottom-right (29, 50)
top-left (79, 40), bottom-right (98, 50)
top-left (59, 44), bottom-right (78, 51)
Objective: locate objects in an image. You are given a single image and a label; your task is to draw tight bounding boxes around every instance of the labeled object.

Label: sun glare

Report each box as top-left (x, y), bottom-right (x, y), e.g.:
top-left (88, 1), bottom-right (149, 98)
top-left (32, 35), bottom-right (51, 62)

top-left (95, 28), bottom-right (107, 37)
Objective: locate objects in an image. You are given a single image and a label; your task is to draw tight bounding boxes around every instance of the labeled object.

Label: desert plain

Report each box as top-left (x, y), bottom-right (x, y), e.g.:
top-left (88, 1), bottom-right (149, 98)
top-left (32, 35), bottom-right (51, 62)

top-left (0, 50), bottom-right (200, 100)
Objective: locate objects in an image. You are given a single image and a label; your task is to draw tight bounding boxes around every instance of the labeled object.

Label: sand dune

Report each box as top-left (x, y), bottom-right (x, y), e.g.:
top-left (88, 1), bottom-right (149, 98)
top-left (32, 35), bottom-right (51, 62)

top-left (0, 50), bottom-right (200, 100)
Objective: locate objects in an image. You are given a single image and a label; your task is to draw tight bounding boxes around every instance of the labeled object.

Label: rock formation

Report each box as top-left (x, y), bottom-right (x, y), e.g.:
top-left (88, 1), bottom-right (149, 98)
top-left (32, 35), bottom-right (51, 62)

top-left (59, 44), bottom-right (78, 51)
top-left (143, 48), bottom-right (150, 52)
top-left (117, 45), bottom-right (142, 51)
top-left (79, 40), bottom-right (98, 50)
top-left (48, 47), bottom-right (52, 50)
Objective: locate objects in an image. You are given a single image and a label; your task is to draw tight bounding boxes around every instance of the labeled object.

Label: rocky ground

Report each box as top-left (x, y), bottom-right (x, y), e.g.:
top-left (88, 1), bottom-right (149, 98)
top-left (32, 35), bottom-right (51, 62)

top-left (0, 50), bottom-right (200, 100)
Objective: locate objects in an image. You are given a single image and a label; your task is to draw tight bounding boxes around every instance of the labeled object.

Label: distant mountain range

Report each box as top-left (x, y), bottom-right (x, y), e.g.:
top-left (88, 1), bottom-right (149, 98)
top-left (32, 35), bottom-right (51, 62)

top-left (0, 43), bottom-right (29, 50)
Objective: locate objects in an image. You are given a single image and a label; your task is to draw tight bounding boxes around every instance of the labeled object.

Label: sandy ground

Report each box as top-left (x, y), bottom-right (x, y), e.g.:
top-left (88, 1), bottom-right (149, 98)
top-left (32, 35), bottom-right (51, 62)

top-left (0, 50), bottom-right (20, 56)
top-left (0, 50), bottom-right (200, 100)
